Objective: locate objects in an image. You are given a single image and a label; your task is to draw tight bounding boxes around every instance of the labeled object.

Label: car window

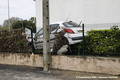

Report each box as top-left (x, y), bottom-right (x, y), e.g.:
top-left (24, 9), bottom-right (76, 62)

top-left (35, 28), bottom-right (43, 36)
top-left (63, 22), bottom-right (78, 28)
top-left (50, 24), bottom-right (59, 32)
top-left (35, 24), bottom-right (59, 36)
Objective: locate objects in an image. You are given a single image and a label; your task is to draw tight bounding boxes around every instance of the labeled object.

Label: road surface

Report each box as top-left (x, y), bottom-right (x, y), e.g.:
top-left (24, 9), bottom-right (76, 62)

top-left (0, 64), bottom-right (119, 80)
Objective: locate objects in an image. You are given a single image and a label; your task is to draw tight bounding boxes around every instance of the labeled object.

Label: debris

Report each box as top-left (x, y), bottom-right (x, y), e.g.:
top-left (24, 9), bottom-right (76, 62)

top-left (52, 29), bottom-right (69, 55)
top-left (57, 45), bottom-right (68, 55)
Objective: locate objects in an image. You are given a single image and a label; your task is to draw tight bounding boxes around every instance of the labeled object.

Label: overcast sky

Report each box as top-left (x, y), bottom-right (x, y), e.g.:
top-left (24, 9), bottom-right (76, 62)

top-left (0, 0), bottom-right (36, 25)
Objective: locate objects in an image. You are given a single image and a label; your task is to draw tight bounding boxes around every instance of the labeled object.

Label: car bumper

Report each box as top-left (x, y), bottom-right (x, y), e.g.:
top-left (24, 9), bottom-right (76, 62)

top-left (71, 36), bottom-right (83, 41)
top-left (67, 37), bottom-right (83, 45)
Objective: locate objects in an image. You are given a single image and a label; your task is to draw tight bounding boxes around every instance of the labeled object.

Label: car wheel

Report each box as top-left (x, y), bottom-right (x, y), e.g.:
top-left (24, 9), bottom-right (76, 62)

top-left (52, 36), bottom-right (69, 55)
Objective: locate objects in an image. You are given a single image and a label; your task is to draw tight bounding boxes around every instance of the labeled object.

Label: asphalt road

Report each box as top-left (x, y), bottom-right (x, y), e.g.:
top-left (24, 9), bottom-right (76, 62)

top-left (0, 64), bottom-right (119, 80)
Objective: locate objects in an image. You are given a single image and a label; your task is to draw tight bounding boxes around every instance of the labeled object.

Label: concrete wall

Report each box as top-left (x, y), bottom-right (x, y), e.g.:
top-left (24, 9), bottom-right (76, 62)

top-left (35, 0), bottom-right (120, 31)
top-left (0, 53), bottom-right (120, 75)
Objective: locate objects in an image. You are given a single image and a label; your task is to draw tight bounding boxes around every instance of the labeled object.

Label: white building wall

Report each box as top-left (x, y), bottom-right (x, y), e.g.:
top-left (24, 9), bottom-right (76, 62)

top-left (35, 0), bottom-right (43, 31)
top-left (35, 0), bottom-right (120, 31)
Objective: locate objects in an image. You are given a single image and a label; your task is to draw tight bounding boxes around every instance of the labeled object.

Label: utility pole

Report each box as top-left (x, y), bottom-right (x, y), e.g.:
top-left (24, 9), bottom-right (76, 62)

top-left (8, 0), bottom-right (10, 32)
top-left (43, 0), bottom-right (51, 71)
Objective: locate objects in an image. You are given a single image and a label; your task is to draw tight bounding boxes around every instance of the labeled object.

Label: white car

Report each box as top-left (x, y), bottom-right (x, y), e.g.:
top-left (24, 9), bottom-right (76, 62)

top-left (34, 21), bottom-right (83, 50)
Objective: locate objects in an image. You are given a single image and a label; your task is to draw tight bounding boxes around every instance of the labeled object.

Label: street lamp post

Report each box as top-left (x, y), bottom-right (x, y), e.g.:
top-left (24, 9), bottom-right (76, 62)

top-left (8, 0), bottom-right (10, 32)
top-left (21, 19), bottom-right (23, 28)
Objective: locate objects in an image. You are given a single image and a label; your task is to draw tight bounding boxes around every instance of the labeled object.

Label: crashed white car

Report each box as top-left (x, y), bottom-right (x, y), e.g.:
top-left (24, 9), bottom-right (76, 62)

top-left (34, 21), bottom-right (83, 53)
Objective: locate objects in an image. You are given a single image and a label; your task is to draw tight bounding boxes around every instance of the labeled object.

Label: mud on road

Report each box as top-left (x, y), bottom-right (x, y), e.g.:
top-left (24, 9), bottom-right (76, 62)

top-left (0, 64), bottom-right (119, 80)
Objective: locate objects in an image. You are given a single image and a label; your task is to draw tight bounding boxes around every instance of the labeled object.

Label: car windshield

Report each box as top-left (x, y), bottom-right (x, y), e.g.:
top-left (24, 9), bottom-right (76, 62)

top-left (35, 28), bottom-right (43, 37)
top-left (63, 22), bottom-right (79, 28)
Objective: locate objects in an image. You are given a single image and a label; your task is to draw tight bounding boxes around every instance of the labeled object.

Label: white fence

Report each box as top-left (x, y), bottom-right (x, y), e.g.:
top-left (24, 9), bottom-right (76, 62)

top-left (85, 22), bottom-right (120, 31)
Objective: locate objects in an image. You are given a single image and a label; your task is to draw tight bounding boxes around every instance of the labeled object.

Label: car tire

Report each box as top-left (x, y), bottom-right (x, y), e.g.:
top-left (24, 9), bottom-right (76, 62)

top-left (52, 36), bottom-right (69, 55)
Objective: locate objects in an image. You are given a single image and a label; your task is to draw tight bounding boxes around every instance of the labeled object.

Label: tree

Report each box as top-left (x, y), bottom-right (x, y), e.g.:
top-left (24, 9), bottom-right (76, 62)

top-left (29, 17), bottom-right (36, 32)
top-left (2, 17), bottom-right (36, 32)
top-left (29, 17), bottom-right (36, 23)
top-left (0, 25), bottom-right (2, 27)
top-left (2, 17), bottom-right (21, 31)
top-left (12, 18), bottom-right (36, 33)
top-left (0, 25), bottom-right (3, 30)
top-left (3, 17), bottom-right (21, 27)
top-left (11, 21), bottom-right (22, 29)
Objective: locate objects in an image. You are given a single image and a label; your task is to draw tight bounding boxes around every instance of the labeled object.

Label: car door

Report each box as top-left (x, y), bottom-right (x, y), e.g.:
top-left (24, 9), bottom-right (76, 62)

top-left (49, 24), bottom-right (59, 49)
top-left (34, 24), bottom-right (59, 50)
top-left (34, 28), bottom-right (44, 49)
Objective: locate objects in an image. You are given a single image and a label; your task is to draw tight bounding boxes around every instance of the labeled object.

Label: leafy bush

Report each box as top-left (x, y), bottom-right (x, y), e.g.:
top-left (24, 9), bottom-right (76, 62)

top-left (74, 26), bottom-right (120, 56)
top-left (0, 30), bottom-right (31, 53)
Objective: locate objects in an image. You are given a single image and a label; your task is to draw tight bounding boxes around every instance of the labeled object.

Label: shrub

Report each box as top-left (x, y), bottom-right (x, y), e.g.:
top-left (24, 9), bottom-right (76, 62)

top-left (87, 30), bottom-right (120, 54)
top-left (0, 30), bottom-right (31, 53)
top-left (74, 26), bottom-right (120, 56)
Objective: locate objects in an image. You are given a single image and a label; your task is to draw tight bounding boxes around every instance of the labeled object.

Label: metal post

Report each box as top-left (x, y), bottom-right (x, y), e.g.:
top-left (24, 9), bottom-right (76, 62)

top-left (8, 0), bottom-right (10, 32)
top-left (43, 0), bottom-right (51, 71)
top-left (82, 24), bottom-right (85, 57)
top-left (31, 29), bottom-right (34, 55)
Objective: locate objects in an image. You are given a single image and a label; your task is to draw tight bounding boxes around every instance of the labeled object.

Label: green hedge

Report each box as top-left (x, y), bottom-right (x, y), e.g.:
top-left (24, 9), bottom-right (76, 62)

top-left (0, 30), bottom-right (31, 53)
top-left (74, 26), bottom-right (120, 56)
